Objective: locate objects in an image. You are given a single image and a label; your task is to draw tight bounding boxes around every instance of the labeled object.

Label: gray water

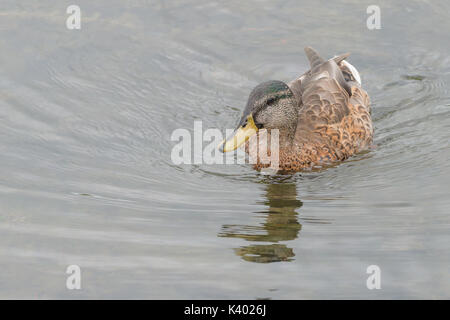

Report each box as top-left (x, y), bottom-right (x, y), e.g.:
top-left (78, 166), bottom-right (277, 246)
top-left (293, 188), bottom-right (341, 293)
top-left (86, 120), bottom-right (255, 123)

top-left (1, 0), bottom-right (449, 299)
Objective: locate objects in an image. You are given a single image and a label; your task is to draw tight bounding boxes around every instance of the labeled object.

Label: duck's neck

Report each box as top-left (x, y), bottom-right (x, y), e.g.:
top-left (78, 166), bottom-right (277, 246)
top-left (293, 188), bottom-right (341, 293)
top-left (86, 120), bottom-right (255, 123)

top-left (269, 127), bottom-right (296, 149)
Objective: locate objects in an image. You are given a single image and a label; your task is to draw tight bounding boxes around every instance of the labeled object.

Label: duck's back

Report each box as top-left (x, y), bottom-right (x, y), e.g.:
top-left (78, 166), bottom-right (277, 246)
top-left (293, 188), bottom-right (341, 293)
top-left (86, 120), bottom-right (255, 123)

top-left (284, 48), bottom-right (373, 169)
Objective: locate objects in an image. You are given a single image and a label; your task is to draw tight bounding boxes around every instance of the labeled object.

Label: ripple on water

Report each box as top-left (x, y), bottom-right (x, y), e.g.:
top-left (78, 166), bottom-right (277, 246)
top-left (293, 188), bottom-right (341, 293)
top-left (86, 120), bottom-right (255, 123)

top-left (1, 1), bottom-right (450, 298)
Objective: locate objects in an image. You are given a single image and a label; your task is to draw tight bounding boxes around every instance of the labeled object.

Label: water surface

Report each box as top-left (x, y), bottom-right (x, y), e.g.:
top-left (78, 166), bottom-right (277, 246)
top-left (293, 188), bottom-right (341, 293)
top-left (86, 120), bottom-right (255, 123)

top-left (0, 0), bottom-right (449, 299)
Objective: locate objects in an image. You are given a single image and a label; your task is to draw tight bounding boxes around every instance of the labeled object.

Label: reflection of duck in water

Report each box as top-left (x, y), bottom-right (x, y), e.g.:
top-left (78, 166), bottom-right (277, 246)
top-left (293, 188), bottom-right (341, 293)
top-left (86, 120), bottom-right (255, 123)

top-left (219, 183), bottom-right (302, 263)
top-left (219, 47), bottom-right (373, 172)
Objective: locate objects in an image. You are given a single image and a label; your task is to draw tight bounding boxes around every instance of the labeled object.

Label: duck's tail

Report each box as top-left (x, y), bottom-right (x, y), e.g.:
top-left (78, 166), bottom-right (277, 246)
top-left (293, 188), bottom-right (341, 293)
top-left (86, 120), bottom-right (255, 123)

top-left (333, 52), bottom-right (351, 64)
top-left (304, 47), bottom-right (324, 73)
top-left (305, 47), bottom-right (352, 69)
top-left (304, 46), bottom-right (354, 96)
top-left (331, 52), bottom-right (361, 85)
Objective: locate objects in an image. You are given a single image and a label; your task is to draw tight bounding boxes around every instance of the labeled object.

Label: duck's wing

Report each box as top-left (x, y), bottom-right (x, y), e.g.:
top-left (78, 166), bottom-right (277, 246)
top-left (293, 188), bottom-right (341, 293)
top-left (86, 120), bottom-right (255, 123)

top-left (287, 72), bottom-right (307, 108)
top-left (288, 52), bottom-right (351, 106)
top-left (296, 47), bottom-right (353, 130)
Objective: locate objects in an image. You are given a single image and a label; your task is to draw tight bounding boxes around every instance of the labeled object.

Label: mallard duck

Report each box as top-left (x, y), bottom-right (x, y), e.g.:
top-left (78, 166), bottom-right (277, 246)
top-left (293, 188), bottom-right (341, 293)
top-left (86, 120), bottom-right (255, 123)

top-left (219, 47), bottom-right (373, 172)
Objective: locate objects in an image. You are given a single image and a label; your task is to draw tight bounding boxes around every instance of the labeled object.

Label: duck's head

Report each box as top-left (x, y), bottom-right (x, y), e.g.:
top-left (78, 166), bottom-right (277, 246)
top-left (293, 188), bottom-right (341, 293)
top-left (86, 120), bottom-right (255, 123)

top-left (219, 80), bottom-right (298, 152)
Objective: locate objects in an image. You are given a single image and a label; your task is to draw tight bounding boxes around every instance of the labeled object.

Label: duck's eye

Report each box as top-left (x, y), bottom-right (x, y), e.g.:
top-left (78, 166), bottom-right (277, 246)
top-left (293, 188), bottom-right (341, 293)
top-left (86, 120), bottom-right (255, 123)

top-left (255, 122), bottom-right (264, 129)
top-left (266, 97), bottom-right (276, 105)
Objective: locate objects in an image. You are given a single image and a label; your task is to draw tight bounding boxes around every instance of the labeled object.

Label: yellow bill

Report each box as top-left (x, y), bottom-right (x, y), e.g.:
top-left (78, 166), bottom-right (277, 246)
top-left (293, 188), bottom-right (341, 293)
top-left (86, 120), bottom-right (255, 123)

top-left (219, 114), bottom-right (258, 152)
